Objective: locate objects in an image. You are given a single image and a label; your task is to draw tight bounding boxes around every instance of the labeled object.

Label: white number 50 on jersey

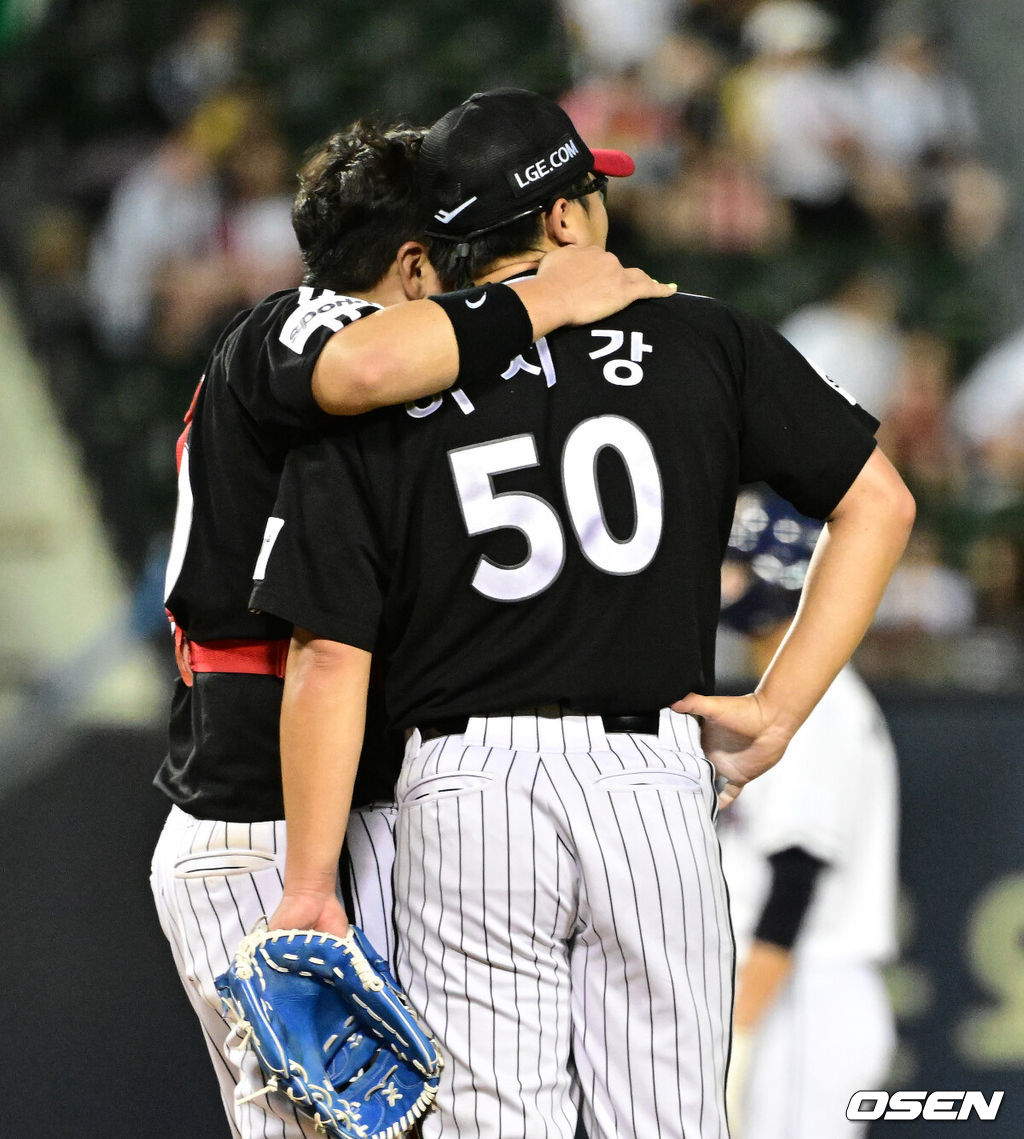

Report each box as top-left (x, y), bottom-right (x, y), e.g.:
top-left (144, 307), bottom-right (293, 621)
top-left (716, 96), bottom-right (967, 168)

top-left (448, 414), bottom-right (663, 602)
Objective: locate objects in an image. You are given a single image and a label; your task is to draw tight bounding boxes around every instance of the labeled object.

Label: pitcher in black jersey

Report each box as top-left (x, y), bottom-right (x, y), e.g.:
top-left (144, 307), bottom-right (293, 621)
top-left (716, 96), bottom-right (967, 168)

top-left (252, 91), bottom-right (915, 1139)
top-left (149, 115), bottom-right (672, 1139)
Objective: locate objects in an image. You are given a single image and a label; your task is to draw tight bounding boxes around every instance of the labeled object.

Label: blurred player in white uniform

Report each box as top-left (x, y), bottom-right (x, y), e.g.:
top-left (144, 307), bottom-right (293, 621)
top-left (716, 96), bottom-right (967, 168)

top-left (718, 486), bottom-right (900, 1138)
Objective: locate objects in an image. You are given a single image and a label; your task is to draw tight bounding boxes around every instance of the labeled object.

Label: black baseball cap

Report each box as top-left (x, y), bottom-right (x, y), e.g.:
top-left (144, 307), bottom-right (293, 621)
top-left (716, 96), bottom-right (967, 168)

top-left (420, 88), bottom-right (635, 241)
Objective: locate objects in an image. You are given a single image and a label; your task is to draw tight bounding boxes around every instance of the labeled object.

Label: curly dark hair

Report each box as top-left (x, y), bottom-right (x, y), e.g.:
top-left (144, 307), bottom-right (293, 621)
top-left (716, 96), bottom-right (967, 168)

top-left (427, 171), bottom-right (597, 290)
top-left (292, 121), bottom-right (426, 294)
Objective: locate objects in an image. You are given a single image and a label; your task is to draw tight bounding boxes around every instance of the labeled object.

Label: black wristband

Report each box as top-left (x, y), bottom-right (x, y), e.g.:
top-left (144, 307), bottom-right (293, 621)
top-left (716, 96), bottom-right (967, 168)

top-left (429, 283), bottom-right (534, 386)
top-left (753, 845), bottom-right (826, 950)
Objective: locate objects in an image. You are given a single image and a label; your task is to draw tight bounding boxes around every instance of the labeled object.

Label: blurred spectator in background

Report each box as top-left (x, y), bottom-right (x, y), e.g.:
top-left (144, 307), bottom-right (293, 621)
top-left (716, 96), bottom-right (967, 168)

top-left (87, 85), bottom-right (299, 361)
top-left (220, 114), bottom-right (303, 295)
top-left (581, 5), bottom-right (793, 259)
top-left (624, 69), bottom-right (793, 257)
top-left (147, 1), bottom-right (246, 125)
top-left (631, 125), bottom-right (792, 256)
top-left (150, 97), bottom-right (302, 359)
top-left (682, 0), bottom-right (761, 57)
top-left (846, 14), bottom-right (1007, 255)
top-left (778, 264), bottom-right (905, 418)
top-left (966, 531), bottom-right (1024, 637)
top-left (560, 66), bottom-right (682, 189)
top-left (873, 524), bottom-right (976, 636)
top-left (863, 523), bottom-right (977, 683)
top-left (84, 94), bottom-right (230, 358)
top-left (960, 529), bottom-right (1024, 689)
top-left (876, 328), bottom-right (969, 508)
top-left (721, 0), bottom-right (866, 239)
top-left (952, 324), bottom-right (1024, 510)
top-left (718, 487), bottom-right (900, 1138)
top-left (558, 0), bottom-right (679, 76)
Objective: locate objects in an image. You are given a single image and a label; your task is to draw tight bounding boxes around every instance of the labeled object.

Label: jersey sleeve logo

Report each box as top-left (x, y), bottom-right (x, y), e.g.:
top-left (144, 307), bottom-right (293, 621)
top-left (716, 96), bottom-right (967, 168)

top-left (278, 287), bottom-right (379, 354)
top-left (805, 354), bottom-right (858, 407)
top-left (254, 516), bottom-right (285, 581)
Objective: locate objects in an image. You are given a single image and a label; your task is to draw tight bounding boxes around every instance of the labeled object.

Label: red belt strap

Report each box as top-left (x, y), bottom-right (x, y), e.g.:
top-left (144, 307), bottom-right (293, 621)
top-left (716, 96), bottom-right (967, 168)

top-left (173, 625), bottom-right (289, 686)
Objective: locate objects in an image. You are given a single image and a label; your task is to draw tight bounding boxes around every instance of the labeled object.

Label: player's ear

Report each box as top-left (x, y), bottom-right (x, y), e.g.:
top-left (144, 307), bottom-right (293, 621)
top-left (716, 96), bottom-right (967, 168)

top-left (542, 197), bottom-right (579, 247)
top-left (397, 241), bottom-right (440, 299)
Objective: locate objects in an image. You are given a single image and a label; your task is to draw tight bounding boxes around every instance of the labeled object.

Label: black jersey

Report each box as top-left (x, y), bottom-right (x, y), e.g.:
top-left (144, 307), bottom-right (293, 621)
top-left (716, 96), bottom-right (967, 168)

top-left (156, 286), bottom-right (401, 821)
top-left (252, 288), bottom-right (879, 732)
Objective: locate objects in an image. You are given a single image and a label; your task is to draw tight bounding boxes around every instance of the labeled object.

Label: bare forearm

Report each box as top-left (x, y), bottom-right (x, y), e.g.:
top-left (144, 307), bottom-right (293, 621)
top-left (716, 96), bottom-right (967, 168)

top-left (312, 284), bottom-right (554, 414)
top-left (755, 448), bottom-right (915, 733)
top-left (279, 631), bottom-right (372, 897)
top-left (728, 943), bottom-right (793, 1133)
top-left (734, 941), bottom-right (794, 1030)
top-left (312, 300), bottom-right (460, 414)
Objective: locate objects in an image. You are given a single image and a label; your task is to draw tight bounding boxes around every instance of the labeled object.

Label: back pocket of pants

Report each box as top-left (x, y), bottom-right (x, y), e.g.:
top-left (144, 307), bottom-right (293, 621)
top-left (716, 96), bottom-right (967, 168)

top-left (174, 849), bottom-right (278, 878)
top-left (593, 769), bottom-right (701, 793)
top-left (399, 770), bottom-right (494, 805)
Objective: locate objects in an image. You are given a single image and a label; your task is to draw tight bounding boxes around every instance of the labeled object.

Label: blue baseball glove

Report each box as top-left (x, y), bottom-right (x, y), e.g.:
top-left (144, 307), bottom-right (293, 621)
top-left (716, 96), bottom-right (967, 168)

top-left (215, 924), bottom-right (442, 1138)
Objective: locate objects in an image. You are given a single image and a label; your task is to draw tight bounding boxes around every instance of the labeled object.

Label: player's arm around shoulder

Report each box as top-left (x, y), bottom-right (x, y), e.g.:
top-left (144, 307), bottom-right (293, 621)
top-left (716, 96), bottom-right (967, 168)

top-left (311, 245), bottom-right (675, 415)
top-left (677, 448), bottom-right (914, 808)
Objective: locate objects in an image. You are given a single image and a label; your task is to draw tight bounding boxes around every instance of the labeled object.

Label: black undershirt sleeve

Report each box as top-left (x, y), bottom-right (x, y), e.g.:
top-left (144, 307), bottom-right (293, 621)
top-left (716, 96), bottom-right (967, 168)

top-left (753, 845), bottom-right (828, 950)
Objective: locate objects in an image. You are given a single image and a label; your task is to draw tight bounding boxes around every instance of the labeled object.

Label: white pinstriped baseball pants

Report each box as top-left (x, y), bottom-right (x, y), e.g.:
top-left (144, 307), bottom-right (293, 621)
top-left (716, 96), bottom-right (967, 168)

top-left (394, 709), bottom-right (734, 1139)
top-left (149, 802), bottom-right (398, 1138)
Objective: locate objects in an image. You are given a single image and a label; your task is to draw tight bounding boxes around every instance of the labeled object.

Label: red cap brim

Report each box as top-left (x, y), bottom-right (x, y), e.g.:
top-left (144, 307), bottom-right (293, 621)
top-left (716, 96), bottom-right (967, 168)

top-left (591, 148), bottom-right (635, 177)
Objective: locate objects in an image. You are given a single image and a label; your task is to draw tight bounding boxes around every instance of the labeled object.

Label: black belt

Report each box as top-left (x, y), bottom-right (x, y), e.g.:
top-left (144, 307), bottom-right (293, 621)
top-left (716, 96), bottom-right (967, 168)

top-left (417, 709), bottom-right (661, 741)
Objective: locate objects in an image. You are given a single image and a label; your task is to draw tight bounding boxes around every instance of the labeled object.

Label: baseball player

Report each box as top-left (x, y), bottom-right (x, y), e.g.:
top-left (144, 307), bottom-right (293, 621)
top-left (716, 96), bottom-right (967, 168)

top-left (717, 487), bottom-right (899, 1139)
top-left (251, 89), bottom-right (915, 1139)
top-left (148, 119), bottom-right (670, 1139)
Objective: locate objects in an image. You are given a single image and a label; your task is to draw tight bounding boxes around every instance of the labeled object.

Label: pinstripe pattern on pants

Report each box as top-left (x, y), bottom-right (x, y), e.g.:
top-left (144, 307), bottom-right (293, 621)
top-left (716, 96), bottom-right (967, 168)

top-left (393, 709), bottom-right (733, 1139)
top-left (150, 802), bottom-right (398, 1138)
